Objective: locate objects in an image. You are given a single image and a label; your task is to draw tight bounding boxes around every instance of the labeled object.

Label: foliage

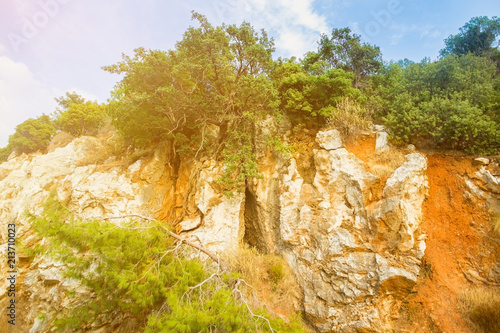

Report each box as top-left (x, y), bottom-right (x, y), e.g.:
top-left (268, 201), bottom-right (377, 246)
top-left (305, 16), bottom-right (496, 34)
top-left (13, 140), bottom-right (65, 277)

top-left (7, 115), bottom-right (56, 154)
top-left (0, 146), bottom-right (11, 163)
top-left (458, 287), bottom-right (500, 333)
top-left (57, 101), bottom-right (106, 136)
top-left (440, 16), bottom-right (500, 59)
top-left (303, 27), bottom-right (383, 88)
top-left (379, 54), bottom-right (500, 154)
top-left (53, 91), bottom-right (86, 119)
top-left (223, 244), bottom-right (303, 318)
top-left (27, 196), bottom-right (305, 332)
top-left (104, 12), bottom-right (278, 191)
top-left (274, 59), bottom-right (361, 125)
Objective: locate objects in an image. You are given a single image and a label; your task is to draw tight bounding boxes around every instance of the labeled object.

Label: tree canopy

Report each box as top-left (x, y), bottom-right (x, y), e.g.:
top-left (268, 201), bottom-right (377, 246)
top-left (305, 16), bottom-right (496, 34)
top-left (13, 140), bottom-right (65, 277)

top-left (303, 28), bottom-right (383, 88)
top-left (57, 101), bottom-right (105, 136)
top-left (440, 16), bottom-right (500, 60)
top-left (8, 115), bottom-right (56, 155)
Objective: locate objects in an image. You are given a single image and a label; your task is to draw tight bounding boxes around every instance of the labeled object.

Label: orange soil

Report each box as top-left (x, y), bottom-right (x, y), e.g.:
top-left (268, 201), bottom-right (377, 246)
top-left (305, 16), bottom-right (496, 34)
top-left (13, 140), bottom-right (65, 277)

top-left (397, 154), bottom-right (499, 333)
top-left (345, 132), bottom-right (377, 159)
top-left (347, 135), bottom-right (499, 332)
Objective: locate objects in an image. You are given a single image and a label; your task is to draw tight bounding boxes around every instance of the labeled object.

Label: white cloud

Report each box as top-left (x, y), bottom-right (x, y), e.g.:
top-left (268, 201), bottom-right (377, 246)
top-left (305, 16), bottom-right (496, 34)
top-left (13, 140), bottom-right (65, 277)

top-left (0, 56), bottom-right (58, 146)
top-left (212, 0), bottom-right (329, 58)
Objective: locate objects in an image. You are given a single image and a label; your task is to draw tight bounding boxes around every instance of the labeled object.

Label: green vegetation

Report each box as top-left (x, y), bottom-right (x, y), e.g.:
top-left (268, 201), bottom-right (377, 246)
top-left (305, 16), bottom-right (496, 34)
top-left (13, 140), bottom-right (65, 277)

top-left (378, 53), bottom-right (500, 153)
top-left (2, 14), bottom-right (499, 164)
top-left (441, 16), bottom-right (500, 60)
top-left (57, 101), bottom-right (105, 136)
top-left (27, 196), bottom-right (306, 332)
top-left (6, 115), bottom-right (56, 156)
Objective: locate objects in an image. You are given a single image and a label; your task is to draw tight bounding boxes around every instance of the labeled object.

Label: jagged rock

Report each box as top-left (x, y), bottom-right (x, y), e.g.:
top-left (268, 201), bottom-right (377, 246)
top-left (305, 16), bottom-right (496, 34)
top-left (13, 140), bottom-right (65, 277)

top-left (278, 133), bottom-right (428, 332)
top-left (0, 129), bottom-right (434, 333)
top-left (178, 216), bottom-right (202, 232)
top-left (0, 137), bottom-right (151, 333)
top-left (316, 129), bottom-right (343, 150)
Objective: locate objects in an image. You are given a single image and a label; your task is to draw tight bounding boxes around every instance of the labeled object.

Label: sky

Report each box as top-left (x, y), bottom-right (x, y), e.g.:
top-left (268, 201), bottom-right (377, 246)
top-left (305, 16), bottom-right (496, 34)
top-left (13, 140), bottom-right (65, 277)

top-left (0, 0), bottom-right (499, 147)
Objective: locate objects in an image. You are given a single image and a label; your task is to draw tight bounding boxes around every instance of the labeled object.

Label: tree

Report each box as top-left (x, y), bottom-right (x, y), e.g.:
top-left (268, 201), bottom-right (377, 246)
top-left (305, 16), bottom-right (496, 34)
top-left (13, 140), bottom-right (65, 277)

top-left (57, 101), bottom-right (105, 136)
top-left (381, 54), bottom-right (500, 153)
top-left (304, 28), bottom-right (383, 88)
top-left (104, 12), bottom-right (278, 190)
top-left (440, 16), bottom-right (500, 59)
top-left (273, 59), bottom-right (361, 124)
top-left (53, 91), bottom-right (86, 119)
top-left (8, 115), bottom-right (56, 154)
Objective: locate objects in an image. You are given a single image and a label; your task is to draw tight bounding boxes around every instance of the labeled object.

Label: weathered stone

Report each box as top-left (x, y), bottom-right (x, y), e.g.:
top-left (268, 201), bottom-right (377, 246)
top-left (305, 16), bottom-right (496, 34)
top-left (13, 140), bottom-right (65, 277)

top-left (178, 216), bottom-right (202, 232)
top-left (375, 131), bottom-right (390, 152)
top-left (316, 129), bottom-right (343, 150)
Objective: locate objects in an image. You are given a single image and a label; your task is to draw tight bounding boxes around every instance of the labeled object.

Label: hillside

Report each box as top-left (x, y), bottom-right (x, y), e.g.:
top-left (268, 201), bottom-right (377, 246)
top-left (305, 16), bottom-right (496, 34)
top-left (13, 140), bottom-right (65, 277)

top-left (0, 124), bottom-right (499, 332)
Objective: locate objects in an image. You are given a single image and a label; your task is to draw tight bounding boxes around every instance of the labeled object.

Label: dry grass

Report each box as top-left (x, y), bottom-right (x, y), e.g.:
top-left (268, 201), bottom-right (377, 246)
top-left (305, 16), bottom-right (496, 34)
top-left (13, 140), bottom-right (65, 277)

top-left (223, 244), bottom-right (303, 318)
top-left (492, 215), bottom-right (500, 237)
top-left (326, 98), bottom-right (373, 141)
top-left (47, 131), bottom-right (74, 152)
top-left (366, 149), bottom-right (407, 180)
top-left (458, 287), bottom-right (500, 333)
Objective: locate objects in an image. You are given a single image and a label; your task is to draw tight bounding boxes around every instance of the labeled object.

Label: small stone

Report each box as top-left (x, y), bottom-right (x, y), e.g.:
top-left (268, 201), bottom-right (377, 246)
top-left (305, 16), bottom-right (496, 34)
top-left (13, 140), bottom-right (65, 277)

top-left (473, 157), bottom-right (490, 166)
top-left (407, 144), bottom-right (416, 151)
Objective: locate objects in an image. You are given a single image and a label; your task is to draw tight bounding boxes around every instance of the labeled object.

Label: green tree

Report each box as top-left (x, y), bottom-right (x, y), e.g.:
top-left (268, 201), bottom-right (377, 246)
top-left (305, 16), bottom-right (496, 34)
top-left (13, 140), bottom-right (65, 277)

top-left (53, 91), bottom-right (86, 119)
top-left (0, 146), bottom-right (11, 163)
top-left (57, 101), bottom-right (105, 136)
top-left (274, 59), bottom-right (361, 124)
top-left (27, 196), bottom-right (306, 332)
top-left (440, 16), bottom-right (500, 59)
top-left (104, 12), bottom-right (278, 190)
top-left (304, 27), bottom-right (383, 88)
top-left (8, 115), bottom-right (56, 154)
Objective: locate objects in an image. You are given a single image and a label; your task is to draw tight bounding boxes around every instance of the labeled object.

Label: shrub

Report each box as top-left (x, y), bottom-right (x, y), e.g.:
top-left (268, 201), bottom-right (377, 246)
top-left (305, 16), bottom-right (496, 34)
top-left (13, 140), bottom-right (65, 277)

top-left (223, 244), bottom-right (303, 318)
top-left (8, 115), bottom-right (56, 154)
top-left (57, 101), bottom-right (105, 136)
top-left (27, 196), bottom-right (305, 332)
top-left (326, 97), bottom-right (373, 140)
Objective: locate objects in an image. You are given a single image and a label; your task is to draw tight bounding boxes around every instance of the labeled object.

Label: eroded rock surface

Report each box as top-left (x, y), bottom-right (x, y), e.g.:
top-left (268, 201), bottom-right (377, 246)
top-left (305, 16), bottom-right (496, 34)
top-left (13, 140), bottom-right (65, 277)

top-left (0, 130), bottom-right (433, 332)
top-left (276, 132), bottom-right (428, 332)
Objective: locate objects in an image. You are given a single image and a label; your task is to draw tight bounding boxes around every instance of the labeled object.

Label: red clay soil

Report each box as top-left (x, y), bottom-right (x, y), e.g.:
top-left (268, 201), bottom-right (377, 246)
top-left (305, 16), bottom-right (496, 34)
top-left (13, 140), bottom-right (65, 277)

top-left (396, 154), bottom-right (499, 333)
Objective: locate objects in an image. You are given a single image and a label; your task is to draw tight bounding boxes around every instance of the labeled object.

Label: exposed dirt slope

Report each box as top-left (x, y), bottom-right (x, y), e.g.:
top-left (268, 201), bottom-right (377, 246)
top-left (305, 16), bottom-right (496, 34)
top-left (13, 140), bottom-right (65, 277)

top-left (396, 154), bottom-right (499, 333)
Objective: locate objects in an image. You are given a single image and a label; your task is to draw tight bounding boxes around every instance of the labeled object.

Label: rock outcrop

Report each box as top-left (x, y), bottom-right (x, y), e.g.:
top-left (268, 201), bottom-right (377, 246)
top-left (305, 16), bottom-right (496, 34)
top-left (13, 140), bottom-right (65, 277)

top-left (276, 132), bottom-right (428, 332)
top-left (0, 129), bottom-right (433, 332)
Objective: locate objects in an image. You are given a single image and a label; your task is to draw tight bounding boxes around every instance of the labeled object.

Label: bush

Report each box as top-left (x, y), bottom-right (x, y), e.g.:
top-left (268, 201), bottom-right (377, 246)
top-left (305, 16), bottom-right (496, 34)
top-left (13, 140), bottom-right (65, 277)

top-left (458, 287), bottom-right (500, 333)
top-left (57, 101), bottom-right (105, 136)
top-left (223, 244), bottom-right (303, 318)
top-left (381, 54), bottom-right (500, 154)
top-left (8, 115), bottom-right (56, 154)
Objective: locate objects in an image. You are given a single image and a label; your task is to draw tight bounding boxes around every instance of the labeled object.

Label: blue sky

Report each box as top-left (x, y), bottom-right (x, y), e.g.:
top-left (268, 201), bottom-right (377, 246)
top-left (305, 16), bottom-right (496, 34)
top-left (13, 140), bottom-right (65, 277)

top-left (0, 0), bottom-right (499, 147)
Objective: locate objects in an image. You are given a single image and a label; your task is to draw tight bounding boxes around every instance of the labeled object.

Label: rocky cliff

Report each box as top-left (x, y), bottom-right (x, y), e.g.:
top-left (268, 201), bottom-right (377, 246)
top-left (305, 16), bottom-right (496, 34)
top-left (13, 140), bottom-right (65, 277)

top-left (1, 128), bottom-right (499, 332)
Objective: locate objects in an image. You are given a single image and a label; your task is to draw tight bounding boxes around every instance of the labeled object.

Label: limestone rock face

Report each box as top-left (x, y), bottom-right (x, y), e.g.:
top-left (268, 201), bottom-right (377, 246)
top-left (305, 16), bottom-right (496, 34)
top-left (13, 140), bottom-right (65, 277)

top-left (0, 137), bottom-right (149, 332)
top-left (0, 129), bottom-right (432, 332)
top-left (277, 131), bottom-right (428, 332)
